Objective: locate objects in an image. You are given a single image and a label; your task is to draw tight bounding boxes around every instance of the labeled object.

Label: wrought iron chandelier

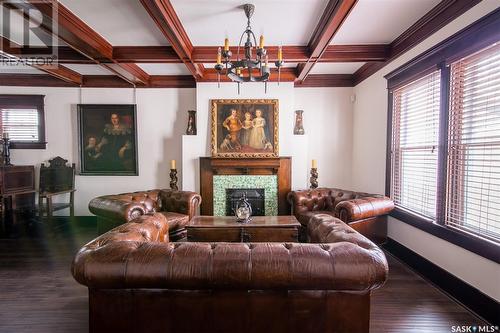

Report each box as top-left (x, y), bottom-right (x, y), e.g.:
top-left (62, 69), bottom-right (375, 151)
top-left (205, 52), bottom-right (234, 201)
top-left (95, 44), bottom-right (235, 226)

top-left (215, 4), bottom-right (284, 93)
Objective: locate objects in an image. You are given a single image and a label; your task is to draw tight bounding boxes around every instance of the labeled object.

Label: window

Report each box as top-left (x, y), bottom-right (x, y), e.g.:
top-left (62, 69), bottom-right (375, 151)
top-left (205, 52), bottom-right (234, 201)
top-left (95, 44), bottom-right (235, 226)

top-left (0, 95), bottom-right (46, 149)
top-left (391, 71), bottom-right (441, 219)
top-left (385, 12), bottom-right (500, 261)
top-left (447, 43), bottom-right (500, 242)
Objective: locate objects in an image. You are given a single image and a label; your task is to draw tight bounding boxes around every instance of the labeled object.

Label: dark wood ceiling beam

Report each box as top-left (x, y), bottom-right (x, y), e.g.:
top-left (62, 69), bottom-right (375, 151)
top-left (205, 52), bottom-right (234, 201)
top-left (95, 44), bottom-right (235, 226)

top-left (35, 64), bottom-right (83, 84)
top-left (102, 63), bottom-right (150, 86)
top-left (0, 74), bottom-right (196, 88)
top-left (1, 37), bottom-right (82, 85)
top-left (192, 46), bottom-right (309, 63)
top-left (321, 44), bottom-right (388, 62)
top-left (139, 0), bottom-right (204, 79)
top-left (296, 0), bottom-right (358, 82)
top-left (352, 0), bottom-right (482, 85)
top-left (0, 71), bottom-right (356, 87)
top-left (38, 44), bottom-right (387, 64)
top-left (113, 46), bottom-right (180, 63)
top-left (4, 0), bottom-right (150, 85)
top-left (294, 74), bottom-right (353, 88)
top-left (0, 44), bottom-right (94, 64)
top-left (191, 44), bottom-right (387, 63)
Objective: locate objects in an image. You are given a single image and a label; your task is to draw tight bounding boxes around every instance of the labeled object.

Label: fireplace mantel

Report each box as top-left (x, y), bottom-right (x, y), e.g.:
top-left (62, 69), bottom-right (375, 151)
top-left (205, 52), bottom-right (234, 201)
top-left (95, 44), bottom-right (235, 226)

top-left (199, 157), bottom-right (291, 215)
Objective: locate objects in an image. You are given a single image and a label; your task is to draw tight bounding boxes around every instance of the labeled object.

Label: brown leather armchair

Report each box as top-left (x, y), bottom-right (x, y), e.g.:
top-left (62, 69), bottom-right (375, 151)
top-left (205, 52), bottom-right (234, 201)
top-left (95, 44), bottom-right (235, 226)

top-left (89, 189), bottom-right (201, 240)
top-left (287, 187), bottom-right (394, 244)
top-left (72, 213), bottom-right (388, 333)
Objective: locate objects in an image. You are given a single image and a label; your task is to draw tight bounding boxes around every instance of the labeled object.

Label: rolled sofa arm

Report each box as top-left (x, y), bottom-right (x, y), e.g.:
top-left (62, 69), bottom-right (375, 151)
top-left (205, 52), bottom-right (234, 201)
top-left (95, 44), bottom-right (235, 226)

top-left (72, 213), bottom-right (170, 288)
top-left (335, 196), bottom-right (394, 223)
top-left (89, 196), bottom-right (147, 223)
top-left (287, 190), bottom-right (312, 215)
top-left (159, 190), bottom-right (202, 220)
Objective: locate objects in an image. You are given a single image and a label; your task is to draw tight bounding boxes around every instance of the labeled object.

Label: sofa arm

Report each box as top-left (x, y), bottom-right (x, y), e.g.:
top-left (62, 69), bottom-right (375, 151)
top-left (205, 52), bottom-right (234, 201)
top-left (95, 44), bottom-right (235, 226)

top-left (72, 213), bottom-right (170, 288)
top-left (335, 196), bottom-right (394, 223)
top-left (89, 197), bottom-right (147, 223)
top-left (287, 190), bottom-right (313, 216)
top-left (159, 190), bottom-right (202, 220)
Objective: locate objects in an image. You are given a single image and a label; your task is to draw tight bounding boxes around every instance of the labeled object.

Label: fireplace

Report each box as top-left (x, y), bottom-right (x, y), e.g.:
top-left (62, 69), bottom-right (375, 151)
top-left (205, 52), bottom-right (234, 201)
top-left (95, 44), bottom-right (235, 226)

top-left (199, 157), bottom-right (291, 216)
top-left (226, 188), bottom-right (265, 216)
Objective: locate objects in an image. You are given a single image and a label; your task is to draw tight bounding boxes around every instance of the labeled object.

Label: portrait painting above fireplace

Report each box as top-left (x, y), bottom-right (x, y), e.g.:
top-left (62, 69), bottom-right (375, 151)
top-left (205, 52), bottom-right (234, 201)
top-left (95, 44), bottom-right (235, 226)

top-left (211, 99), bottom-right (279, 158)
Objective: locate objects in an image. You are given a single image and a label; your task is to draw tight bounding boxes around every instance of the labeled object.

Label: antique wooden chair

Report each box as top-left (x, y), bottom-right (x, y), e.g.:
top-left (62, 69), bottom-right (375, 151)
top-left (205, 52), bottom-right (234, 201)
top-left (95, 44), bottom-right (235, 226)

top-left (38, 156), bottom-right (76, 218)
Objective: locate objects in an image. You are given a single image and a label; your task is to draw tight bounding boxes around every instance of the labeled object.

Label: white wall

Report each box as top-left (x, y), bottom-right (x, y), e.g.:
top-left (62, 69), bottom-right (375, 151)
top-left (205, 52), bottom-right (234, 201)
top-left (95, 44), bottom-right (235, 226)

top-left (0, 86), bottom-right (196, 215)
top-left (181, 82), bottom-right (354, 193)
top-left (294, 87), bottom-right (353, 189)
top-left (1, 83), bottom-right (354, 215)
top-left (351, 0), bottom-right (500, 301)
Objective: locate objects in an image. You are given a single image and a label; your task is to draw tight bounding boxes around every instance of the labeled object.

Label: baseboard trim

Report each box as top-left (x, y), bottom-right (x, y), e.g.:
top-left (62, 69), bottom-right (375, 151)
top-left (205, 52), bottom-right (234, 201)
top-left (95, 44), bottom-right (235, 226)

top-left (383, 238), bottom-right (499, 326)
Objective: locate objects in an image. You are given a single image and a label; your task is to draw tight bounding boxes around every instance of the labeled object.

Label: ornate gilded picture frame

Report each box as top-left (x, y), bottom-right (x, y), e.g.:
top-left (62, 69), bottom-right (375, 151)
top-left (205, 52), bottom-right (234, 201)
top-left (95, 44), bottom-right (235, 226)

top-left (211, 99), bottom-right (279, 158)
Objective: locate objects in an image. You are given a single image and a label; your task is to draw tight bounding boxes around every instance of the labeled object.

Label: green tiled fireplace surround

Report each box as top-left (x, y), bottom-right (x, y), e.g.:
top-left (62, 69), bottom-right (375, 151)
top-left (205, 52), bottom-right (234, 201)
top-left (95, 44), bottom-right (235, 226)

top-left (213, 175), bottom-right (278, 216)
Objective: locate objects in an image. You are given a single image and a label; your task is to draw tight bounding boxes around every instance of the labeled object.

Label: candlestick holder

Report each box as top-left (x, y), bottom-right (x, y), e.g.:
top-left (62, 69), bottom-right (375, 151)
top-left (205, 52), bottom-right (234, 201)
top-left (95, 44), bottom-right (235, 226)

top-left (169, 168), bottom-right (178, 190)
top-left (2, 137), bottom-right (12, 166)
top-left (309, 167), bottom-right (318, 189)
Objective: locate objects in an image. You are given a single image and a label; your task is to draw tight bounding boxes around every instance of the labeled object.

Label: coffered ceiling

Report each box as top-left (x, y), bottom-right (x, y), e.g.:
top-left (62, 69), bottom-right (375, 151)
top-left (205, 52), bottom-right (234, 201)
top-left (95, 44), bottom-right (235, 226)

top-left (170, 0), bottom-right (329, 46)
top-left (0, 0), bottom-right (486, 88)
top-left (59, 0), bottom-right (170, 46)
top-left (330, 0), bottom-right (440, 44)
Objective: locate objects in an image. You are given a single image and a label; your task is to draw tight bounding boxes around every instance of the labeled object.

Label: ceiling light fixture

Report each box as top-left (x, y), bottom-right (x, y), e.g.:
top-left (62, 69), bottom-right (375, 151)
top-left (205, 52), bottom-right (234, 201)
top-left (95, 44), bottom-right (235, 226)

top-left (214, 3), bottom-right (284, 93)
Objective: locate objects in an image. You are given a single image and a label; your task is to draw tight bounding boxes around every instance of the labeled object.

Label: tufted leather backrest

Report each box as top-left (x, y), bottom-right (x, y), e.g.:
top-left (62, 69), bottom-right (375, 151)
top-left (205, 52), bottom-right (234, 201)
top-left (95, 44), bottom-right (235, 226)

top-left (72, 213), bottom-right (388, 291)
top-left (287, 188), bottom-right (375, 216)
top-left (110, 189), bottom-right (162, 213)
top-left (84, 213), bottom-right (169, 250)
top-left (159, 189), bottom-right (201, 220)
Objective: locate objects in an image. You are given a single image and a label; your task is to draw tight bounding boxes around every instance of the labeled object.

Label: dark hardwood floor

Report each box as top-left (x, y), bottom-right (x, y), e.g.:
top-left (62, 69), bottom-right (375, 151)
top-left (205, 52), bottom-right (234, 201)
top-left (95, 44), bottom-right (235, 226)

top-left (0, 216), bottom-right (487, 333)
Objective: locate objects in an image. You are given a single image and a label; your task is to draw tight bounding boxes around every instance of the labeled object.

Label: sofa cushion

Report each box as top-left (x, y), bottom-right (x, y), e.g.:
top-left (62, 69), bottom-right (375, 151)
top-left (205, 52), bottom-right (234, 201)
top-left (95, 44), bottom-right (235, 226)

top-left (159, 212), bottom-right (190, 231)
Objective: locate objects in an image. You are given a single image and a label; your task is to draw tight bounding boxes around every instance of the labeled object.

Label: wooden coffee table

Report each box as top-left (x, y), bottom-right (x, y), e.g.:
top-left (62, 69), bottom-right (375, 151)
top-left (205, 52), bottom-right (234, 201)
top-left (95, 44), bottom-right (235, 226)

top-left (187, 216), bottom-right (300, 242)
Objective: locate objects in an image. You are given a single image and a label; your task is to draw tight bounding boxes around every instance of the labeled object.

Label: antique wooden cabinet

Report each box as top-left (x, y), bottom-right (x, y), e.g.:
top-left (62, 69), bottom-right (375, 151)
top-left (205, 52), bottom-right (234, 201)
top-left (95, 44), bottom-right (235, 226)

top-left (0, 165), bottom-right (36, 217)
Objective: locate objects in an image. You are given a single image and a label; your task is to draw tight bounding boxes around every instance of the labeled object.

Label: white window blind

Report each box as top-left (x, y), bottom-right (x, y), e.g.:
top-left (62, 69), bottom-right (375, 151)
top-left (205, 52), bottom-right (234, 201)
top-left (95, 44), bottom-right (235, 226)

top-left (447, 43), bottom-right (500, 242)
top-left (391, 71), bottom-right (441, 219)
top-left (0, 108), bottom-right (40, 142)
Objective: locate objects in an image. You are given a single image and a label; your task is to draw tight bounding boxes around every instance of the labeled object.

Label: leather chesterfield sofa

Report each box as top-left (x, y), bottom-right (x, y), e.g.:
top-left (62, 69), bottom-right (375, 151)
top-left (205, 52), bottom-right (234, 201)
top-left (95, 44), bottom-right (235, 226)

top-left (88, 189), bottom-right (201, 240)
top-left (72, 213), bottom-right (388, 333)
top-left (288, 187), bottom-right (394, 244)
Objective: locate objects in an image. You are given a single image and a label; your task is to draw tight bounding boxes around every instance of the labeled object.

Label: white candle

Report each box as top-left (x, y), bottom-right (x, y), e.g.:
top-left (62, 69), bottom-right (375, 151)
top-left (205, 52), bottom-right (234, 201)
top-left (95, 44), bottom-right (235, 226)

top-left (170, 159), bottom-right (176, 169)
top-left (312, 159), bottom-right (317, 169)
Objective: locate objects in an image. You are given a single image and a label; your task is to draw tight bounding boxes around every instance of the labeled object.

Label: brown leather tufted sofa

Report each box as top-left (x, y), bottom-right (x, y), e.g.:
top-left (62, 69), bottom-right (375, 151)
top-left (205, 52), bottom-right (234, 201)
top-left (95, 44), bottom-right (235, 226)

top-left (72, 212), bottom-right (388, 333)
top-left (288, 188), bottom-right (394, 244)
top-left (89, 189), bottom-right (201, 240)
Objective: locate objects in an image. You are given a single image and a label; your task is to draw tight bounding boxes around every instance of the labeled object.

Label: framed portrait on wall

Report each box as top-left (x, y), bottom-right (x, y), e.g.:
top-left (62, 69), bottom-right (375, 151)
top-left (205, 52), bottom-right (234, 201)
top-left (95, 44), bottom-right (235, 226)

top-left (211, 99), bottom-right (279, 158)
top-left (77, 104), bottom-right (138, 175)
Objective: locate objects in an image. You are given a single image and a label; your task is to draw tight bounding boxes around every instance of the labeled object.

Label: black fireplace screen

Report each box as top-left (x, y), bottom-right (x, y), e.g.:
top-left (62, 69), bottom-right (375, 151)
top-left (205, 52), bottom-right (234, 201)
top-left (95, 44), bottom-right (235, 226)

top-left (226, 188), bottom-right (265, 216)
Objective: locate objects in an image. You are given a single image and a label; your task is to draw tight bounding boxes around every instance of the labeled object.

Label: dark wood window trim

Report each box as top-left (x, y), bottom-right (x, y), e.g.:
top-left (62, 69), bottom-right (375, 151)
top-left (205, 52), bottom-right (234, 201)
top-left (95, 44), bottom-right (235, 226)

top-left (0, 94), bottom-right (47, 149)
top-left (384, 10), bottom-right (500, 263)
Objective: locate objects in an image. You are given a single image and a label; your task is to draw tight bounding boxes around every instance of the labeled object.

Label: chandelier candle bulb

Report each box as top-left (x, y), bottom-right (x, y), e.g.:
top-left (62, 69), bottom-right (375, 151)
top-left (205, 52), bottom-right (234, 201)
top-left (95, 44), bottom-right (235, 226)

top-left (312, 159), bottom-right (317, 168)
top-left (170, 159), bottom-right (176, 170)
top-left (278, 46), bottom-right (283, 62)
top-left (259, 35), bottom-right (264, 49)
top-left (224, 38), bottom-right (229, 51)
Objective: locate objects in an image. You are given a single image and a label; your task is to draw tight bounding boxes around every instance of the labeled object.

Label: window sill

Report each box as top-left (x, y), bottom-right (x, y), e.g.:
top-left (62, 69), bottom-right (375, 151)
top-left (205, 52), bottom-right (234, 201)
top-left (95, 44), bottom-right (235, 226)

top-left (390, 207), bottom-right (500, 264)
top-left (10, 142), bottom-right (47, 149)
